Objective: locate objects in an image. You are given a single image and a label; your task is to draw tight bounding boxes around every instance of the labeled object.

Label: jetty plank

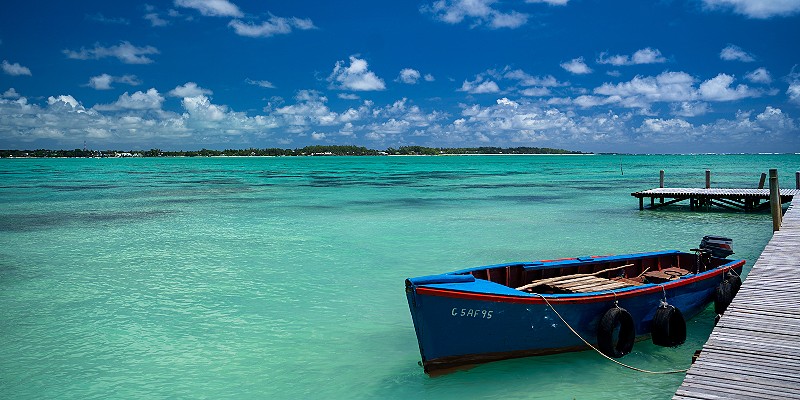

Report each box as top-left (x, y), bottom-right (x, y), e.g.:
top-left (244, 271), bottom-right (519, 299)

top-left (675, 197), bottom-right (800, 399)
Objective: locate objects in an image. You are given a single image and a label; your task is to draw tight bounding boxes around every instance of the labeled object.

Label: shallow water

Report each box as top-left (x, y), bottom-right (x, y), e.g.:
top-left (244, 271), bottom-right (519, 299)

top-left (1, 154), bottom-right (797, 399)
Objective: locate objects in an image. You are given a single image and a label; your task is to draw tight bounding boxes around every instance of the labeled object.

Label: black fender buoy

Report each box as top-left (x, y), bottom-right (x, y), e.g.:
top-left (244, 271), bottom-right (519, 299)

top-left (714, 280), bottom-right (733, 315)
top-left (597, 307), bottom-right (635, 358)
top-left (726, 273), bottom-right (742, 297)
top-left (651, 304), bottom-right (686, 347)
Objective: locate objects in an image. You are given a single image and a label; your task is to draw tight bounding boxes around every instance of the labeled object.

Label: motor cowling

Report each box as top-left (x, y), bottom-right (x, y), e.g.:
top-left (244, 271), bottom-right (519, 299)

top-left (700, 235), bottom-right (734, 258)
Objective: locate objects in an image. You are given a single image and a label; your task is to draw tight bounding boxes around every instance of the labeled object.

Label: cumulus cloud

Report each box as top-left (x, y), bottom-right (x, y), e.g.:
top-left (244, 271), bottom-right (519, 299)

top-left (398, 68), bottom-right (422, 84)
top-left (421, 0), bottom-right (528, 29)
top-left (459, 76), bottom-right (501, 94)
top-left (561, 57), bottom-right (592, 74)
top-left (229, 14), bottom-right (316, 37)
top-left (698, 73), bottom-right (759, 101)
top-left (94, 89), bottom-right (165, 111)
top-left (702, 0), bottom-right (800, 18)
top-left (788, 82), bottom-right (800, 105)
top-left (328, 56), bottom-right (386, 91)
top-left (637, 106), bottom-right (797, 146)
top-left (745, 67), bottom-right (772, 84)
top-left (597, 48), bottom-right (666, 66)
top-left (671, 101), bottom-right (710, 117)
top-left (3, 88), bottom-right (21, 99)
top-left (169, 82), bottom-right (213, 98)
top-left (86, 74), bottom-right (141, 90)
top-left (720, 44), bottom-right (754, 62)
top-left (587, 71), bottom-right (760, 109)
top-left (2, 60), bottom-right (32, 76)
top-left (63, 41), bottom-right (159, 64)
top-left (174, 0), bottom-right (243, 17)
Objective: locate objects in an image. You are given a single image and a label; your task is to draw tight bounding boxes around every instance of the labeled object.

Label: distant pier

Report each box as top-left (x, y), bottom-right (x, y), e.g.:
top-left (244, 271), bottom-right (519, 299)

top-left (674, 196), bottom-right (800, 399)
top-left (632, 170), bottom-right (800, 212)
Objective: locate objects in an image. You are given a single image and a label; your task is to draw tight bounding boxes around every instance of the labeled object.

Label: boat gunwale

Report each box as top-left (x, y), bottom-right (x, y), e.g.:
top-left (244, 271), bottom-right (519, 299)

top-left (412, 258), bottom-right (745, 305)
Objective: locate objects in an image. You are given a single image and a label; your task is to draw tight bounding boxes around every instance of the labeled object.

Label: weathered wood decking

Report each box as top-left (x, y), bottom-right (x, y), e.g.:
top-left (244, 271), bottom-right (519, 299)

top-left (631, 188), bottom-right (800, 211)
top-left (674, 197), bottom-right (800, 399)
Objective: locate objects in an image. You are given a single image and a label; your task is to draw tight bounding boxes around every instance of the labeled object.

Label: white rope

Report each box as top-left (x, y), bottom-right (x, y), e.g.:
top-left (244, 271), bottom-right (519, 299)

top-left (535, 293), bottom-right (689, 374)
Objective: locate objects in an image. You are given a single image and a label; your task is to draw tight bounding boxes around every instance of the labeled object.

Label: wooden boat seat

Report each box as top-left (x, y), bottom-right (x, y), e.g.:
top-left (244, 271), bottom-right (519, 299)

top-left (545, 276), bottom-right (638, 293)
top-left (643, 267), bottom-right (690, 284)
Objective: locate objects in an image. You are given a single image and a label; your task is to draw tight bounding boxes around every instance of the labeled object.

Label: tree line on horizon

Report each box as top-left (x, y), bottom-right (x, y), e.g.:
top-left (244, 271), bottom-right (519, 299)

top-left (0, 145), bottom-right (585, 158)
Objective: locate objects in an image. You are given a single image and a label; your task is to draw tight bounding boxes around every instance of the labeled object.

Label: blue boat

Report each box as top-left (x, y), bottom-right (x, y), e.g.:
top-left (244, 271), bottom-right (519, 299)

top-left (405, 248), bottom-right (744, 375)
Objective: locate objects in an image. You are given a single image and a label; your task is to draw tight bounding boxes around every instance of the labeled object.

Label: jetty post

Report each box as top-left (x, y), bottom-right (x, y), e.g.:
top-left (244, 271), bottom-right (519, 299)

top-left (705, 170), bottom-right (711, 189)
top-left (796, 171), bottom-right (799, 190)
top-left (758, 172), bottom-right (767, 189)
top-left (770, 169), bottom-right (782, 231)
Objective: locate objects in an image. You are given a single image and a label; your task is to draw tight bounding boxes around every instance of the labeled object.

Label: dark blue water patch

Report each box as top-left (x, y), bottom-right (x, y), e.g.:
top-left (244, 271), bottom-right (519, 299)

top-left (37, 183), bottom-right (122, 191)
top-left (487, 195), bottom-right (563, 204)
top-left (0, 210), bottom-right (174, 232)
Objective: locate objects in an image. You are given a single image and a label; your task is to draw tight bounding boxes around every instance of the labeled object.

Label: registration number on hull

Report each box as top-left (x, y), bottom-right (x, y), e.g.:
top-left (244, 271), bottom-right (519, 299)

top-left (451, 308), bottom-right (493, 319)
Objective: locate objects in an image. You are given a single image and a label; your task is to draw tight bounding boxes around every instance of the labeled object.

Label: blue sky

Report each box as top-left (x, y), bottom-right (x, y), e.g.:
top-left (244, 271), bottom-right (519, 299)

top-left (1, 0), bottom-right (799, 153)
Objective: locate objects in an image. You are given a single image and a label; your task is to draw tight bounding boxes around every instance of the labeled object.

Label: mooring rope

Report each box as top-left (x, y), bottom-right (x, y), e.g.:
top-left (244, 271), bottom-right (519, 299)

top-left (535, 293), bottom-right (690, 374)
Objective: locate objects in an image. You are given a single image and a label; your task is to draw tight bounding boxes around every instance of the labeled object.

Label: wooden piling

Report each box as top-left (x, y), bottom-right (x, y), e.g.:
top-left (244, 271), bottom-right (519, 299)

top-left (659, 170), bottom-right (664, 188)
top-left (770, 169), bottom-right (782, 231)
top-left (796, 171), bottom-right (799, 190)
top-left (758, 172), bottom-right (767, 189)
top-left (705, 170), bottom-right (711, 189)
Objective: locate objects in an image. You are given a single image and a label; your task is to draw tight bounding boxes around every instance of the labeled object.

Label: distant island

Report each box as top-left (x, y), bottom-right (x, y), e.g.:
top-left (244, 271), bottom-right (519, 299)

top-left (0, 145), bottom-right (586, 158)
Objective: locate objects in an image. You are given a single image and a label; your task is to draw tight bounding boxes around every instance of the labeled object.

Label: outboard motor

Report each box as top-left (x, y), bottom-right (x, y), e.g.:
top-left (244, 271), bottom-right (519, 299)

top-left (700, 235), bottom-right (734, 258)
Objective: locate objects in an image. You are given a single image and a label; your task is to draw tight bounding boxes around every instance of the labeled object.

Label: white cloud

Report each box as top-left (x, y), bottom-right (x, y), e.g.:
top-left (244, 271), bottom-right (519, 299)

top-left (63, 41), bottom-right (159, 64)
top-left (2, 60), bottom-right (32, 76)
top-left (174, 0), bottom-right (243, 17)
top-left (229, 15), bottom-right (316, 37)
top-left (702, 0), bottom-right (800, 18)
top-left (720, 44), bottom-right (754, 62)
top-left (246, 78), bottom-right (275, 88)
top-left (328, 56), bottom-right (386, 91)
top-left (87, 74), bottom-right (141, 90)
top-left (496, 97), bottom-right (518, 107)
top-left (788, 82), bottom-right (800, 105)
top-left (2, 88), bottom-right (20, 99)
top-left (597, 48), bottom-right (666, 66)
top-left (424, 74), bottom-right (435, 82)
top-left (421, 0), bottom-right (529, 29)
top-left (594, 71), bottom-right (697, 104)
top-left (672, 101), bottom-right (710, 117)
top-left (94, 89), bottom-right (165, 111)
top-left (398, 68), bottom-right (422, 84)
top-left (560, 57), bottom-right (592, 74)
top-left (459, 77), bottom-right (500, 94)
top-left (745, 67), bottom-right (772, 84)
top-left (637, 106), bottom-right (797, 146)
top-left (520, 87), bottom-right (552, 97)
top-left (587, 71), bottom-right (759, 109)
top-left (338, 93), bottom-right (360, 100)
top-left (698, 73), bottom-right (759, 101)
top-left (504, 69), bottom-right (566, 87)
top-left (169, 82), bottom-right (213, 98)
top-left (144, 13), bottom-right (168, 27)
top-left (48, 95), bottom-right (83, 110)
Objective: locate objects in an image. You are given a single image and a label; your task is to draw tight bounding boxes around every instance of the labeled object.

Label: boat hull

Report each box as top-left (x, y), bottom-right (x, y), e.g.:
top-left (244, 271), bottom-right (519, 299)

top-left (405, 252), bottom-right (744, 374)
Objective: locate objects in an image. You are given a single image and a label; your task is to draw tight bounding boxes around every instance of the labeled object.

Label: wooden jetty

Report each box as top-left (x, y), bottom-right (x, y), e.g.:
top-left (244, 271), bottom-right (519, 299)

top-left (674, 196), bottom-right (800, 399)
top-left (631, 188), bottom-right (800, 211)
top-left (632, 170), bottom-right (800, 211)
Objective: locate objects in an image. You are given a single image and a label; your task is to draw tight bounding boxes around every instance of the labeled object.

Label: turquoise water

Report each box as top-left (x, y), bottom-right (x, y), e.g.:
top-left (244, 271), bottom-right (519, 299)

top-left (1, 154), bottom-right (798, 399)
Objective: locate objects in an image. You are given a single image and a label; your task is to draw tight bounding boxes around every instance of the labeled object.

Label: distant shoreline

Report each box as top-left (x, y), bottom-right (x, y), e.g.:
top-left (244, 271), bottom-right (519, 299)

top-left (0, 145), bottom-right (587, 158)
